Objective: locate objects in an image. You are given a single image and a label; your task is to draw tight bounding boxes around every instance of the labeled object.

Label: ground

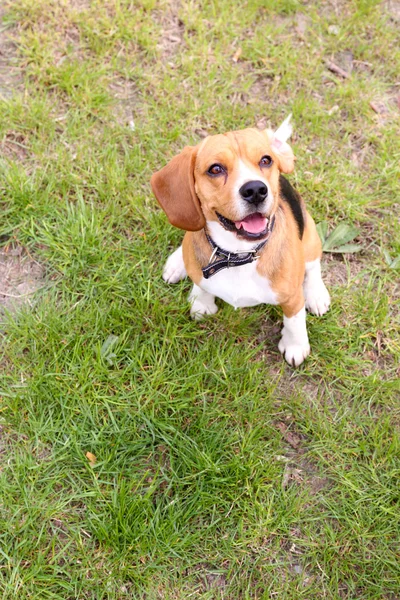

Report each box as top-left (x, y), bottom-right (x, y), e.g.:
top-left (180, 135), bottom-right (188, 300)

top-left (0, 0), bottom-right (399, 598)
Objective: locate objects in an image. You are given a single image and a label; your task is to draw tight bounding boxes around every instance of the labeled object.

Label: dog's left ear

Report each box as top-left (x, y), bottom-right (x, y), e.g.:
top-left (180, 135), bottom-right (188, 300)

top-left (266, 115), bottom-right (296, 174)
top-left (151, 145), bottom-right (205, 231)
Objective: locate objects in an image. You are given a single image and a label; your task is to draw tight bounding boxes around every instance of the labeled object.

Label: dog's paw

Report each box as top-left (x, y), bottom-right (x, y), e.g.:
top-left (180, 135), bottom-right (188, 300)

top-left (278, 307), bottom-right (310, 367)
top-left (190, 297), bottom-right (218, 320)
top-left (278, 335), bottom-right (310, 367)
top-left (163, 246), bottom-right (187, 284)
top-left (304, 281), bottom-right (331, 316)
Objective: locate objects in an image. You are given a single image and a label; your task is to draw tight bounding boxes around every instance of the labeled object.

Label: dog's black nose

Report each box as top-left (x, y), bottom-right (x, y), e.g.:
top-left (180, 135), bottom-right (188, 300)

top-left (239, 180), bottom-right (268, 204)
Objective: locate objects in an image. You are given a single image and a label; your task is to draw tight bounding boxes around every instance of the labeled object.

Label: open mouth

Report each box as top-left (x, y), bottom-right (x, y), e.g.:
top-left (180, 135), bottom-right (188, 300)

top-left (216, 211), bottom-right (270, 240)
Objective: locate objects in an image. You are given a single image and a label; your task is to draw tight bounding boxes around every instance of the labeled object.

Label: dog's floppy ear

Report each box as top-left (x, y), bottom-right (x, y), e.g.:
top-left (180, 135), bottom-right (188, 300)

top-left (151, 145), bottom-right (205, 231)
top-left (266, 115), bottom-right (296, 174)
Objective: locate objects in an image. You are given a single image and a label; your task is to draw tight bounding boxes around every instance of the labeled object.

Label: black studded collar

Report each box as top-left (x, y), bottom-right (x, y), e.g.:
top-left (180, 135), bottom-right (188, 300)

top-left (202, 215), bottom-right (275, 279)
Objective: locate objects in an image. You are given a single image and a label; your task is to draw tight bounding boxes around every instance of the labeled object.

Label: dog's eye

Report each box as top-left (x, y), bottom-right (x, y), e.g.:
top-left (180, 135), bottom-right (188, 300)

top-left (260, 155), bottom-right (273, 167)
top-left (207, 164), bottom-right (225, 176)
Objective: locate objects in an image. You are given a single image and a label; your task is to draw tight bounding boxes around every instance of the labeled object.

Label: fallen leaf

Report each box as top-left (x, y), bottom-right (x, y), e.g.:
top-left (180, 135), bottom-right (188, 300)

top-left (86, 451), bottom-right (97, 465)
top-left (291, 468), bottom-right (303, 483)
top-left (276, 422), bottom-right (301, 448)
top-left (282, 464), bottom-right (303, 489)
top-left (232, 47), bottom-right (242, 62)
top-left (370, 101), bottom-right (389, 115)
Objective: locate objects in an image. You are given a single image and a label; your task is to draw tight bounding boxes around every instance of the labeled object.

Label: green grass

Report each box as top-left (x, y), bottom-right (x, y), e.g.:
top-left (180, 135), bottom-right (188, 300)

top-left (0, 0), bottom-right (399, 598)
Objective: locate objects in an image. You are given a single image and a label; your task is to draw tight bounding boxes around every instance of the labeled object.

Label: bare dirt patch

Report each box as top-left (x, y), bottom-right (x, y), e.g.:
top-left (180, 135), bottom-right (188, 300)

top-left (69, 0), bottom-right (91, 12)
top-left (274, 415), bottom-right (331, 498)
top-left (0, 242), bottom-right (45, 315)
top-left (0, 8), bottom-right (23, 98)
top-left (155, 0), bottom-right (185, 60)
top-left (1, 131), bottom-right (29, 161)
top-left (187, 563), bottom-right (227, 594)
top-left (382, 0), bottom-right (400, 21)
top-left (321, 253), bottom-right (365, 288)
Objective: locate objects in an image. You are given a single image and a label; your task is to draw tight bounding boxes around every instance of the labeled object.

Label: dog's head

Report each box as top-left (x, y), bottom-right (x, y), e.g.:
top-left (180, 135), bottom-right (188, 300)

top-left (151, 116), bottom-right (295, 241)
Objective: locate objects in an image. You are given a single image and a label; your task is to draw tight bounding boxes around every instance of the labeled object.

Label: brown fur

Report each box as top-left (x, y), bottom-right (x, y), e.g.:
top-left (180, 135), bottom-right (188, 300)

top-left (182, 199), bottom-right (322, 317)
top-left (151, 146), bottom-right (205, 231)
top-left (152, 126), bottom-right (322, 318)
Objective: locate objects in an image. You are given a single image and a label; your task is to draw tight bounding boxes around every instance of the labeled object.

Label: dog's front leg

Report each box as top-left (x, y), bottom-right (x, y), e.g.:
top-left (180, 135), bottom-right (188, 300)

top-left (189, 284), bottom-right (218, 320)
top-left (163, 245), bottom-right (187, 283)
top-left (278, 293), bottom-right (310, 367)
top-left (304, 258), bottom-right (330, 316)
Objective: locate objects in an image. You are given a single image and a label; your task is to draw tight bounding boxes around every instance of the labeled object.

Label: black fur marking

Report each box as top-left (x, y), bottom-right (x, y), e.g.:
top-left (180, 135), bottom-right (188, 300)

top-left (279, 175), bottom-right (305, 239)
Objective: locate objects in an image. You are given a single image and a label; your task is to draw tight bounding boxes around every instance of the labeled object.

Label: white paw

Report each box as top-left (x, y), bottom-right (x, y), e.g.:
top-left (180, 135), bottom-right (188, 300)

top-left (162, 246), bottom-right (187, 284)
top-left (278, 335), bottom-right (310, 367)
top-left (304, 282), bottom-right (331, 316)
top-left (190, 297), bottom-right (218, 320)
top-left (279, 307), bottom-right (310, 367)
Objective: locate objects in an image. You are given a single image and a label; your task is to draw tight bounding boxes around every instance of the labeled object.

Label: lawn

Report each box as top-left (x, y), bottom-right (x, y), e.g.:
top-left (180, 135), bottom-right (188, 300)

top-left (0, 0), bottom-right (399, 598)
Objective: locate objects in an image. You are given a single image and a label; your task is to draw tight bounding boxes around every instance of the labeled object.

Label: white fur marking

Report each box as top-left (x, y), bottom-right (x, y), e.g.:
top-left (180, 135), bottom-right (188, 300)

top-left (278, 306), bottom-right (310, 367)
top-left (198, 257), bottom-right (279, 309)
top-left (163, 245), bottom-right (187, 283)
top-left (236, 159), bottom-right (267, 189)
top-left (189, 284), bottom-right (218, 320)
top-left (234, 160), bottom-right (274, 216)
top-left (274, 114), bottom-right (293, 143)
top-left (303, 258), bottom-right (331, 316)
top-left (206, 220), bottom-right (261, 253)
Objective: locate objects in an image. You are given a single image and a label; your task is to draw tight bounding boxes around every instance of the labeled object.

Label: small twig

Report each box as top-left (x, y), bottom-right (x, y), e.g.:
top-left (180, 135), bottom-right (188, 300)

top-left (20, 245), bottom-right (43, 269)
top-left (326, 61), bottom-right (350, 79)
top-left (353, 60), bottom-right (372, 67)
top-left (232, 47), bottom-right (242, 62)
top-left (0, 289), bottom-right (41, 298)
top-left (81, 529), bottom-right (92, 539)
top-left (3, 139), bottom-right (29, 151)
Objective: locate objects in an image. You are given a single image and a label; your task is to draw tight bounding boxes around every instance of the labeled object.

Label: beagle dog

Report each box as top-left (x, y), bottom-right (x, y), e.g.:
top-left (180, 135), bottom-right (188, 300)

top-left (151, 117), bottom-right (330, 366)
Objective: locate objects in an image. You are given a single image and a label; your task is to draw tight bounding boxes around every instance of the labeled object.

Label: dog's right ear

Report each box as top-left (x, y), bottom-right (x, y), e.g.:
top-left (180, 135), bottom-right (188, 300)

top-left (151, 146), bottom-right (205, 231)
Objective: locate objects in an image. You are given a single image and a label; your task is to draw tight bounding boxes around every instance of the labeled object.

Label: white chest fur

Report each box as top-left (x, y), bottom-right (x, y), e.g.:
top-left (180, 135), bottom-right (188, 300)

top-left (198, 221), bottom-right (279, 309)
top-left (199, 261), bottom-right (278, 309)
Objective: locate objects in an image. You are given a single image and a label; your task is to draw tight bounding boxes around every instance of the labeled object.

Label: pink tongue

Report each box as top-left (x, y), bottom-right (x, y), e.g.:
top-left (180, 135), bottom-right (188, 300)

top-left (235, 213), bottom-right (267, 234)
